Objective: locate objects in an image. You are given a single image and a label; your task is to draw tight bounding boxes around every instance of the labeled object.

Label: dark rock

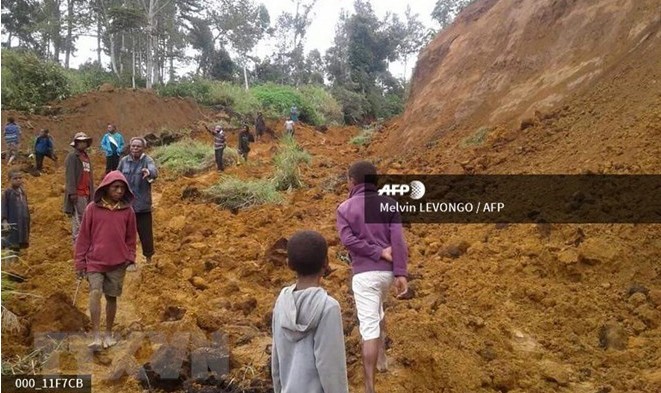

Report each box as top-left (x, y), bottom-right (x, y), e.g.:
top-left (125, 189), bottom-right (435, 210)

top-left (265, 238), bottom-right (288, 266)
top-left (598, 321), bottom-right (627, 350)
top-left (182, 186), bottom-right (200, 200)
top-left (627, 283), bottom-right (649, 297)
top-left (163, 306), bottom-right (187, 322)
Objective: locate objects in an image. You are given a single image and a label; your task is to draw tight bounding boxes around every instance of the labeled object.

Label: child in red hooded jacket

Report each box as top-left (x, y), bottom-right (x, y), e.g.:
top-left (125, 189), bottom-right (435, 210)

top-left (74, 170), bottom-right (137, 350)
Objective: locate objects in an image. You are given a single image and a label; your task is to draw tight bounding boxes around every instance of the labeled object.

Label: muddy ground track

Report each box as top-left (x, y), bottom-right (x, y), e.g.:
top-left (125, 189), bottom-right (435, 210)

top-left (2, 118), bottom-right (660, 393)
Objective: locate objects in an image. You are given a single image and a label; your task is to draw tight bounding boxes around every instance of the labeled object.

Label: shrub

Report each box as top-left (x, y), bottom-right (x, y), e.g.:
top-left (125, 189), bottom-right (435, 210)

top-left (461, 126), bottom-right (491, 147)
top-left (157, 78), bottom-right (212, 103)
top-left (151, 139), bottom-right (214, 175)
top-left (298, 85), bottom-right (343, 125)
top-left (204, 177), bottom-right (282, 210)
top-left (208, 82), bottom-right (260, 114)
top-left (64, 62), bottom-right (118, 94)
top-left (272, 135), bottom-right (312, 191)
top-left (1, 50), bottom-right (71, 110)
top-left (251, 83), bottom-right (302, 120)
top-left (350, 128), bottom-right (375, 146)
top-left (331, 87), bottom-right (369, 125)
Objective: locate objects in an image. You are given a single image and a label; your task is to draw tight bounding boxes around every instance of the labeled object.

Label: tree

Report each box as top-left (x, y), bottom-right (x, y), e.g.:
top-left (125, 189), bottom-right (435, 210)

top-left (325, 9), bottom-right (351, 87)
top-left (214, 0), bottom-right (269, 89)
top-left (431, 0), bottom-right (476, 29)
top-left (395, 6), bottom-right (426, 78)
top-left (271, 0), bottom-right (318, 86)
top-left (1, 0), bottom-right (40, 50)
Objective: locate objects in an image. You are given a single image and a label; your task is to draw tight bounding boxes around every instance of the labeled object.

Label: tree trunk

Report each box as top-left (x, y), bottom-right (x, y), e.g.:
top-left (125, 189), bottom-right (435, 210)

top-left (6, 31), bottom-right (11, 48)
top-left (243, 64), bottom-right (249, 91)
top-left (53, 0), bottom-right (62, 63)
top-left (110, 34), bottom-right (119, 76)
top-left (168, 36), bottom-right (175, 82)
top-left (120, 34), bottom-right (125, 74)
top-left (132, 36), bottom-right (136, 89)
top-left (97, 17), bottom-right (102, 64)
top-left (65, 0), bottom-right (74, 68)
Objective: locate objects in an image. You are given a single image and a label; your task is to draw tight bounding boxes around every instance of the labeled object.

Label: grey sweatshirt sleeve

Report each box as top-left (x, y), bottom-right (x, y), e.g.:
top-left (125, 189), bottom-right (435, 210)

top-left (313, 299), bottom-right (349, 393)
top-left (271, 313), bottom-right (281, 393)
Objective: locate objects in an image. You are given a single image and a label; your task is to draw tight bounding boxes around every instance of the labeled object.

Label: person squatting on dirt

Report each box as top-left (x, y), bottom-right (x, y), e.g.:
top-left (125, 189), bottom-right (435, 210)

top-left (336, 160), bottom-right (409, 393)
top-left (34, 128), bottom-right (57, 171)
top-left (117, 137), bottom-right (158, 269)
top-left (74, 170), bottom-right (136, 351)
top-left (4, 117), bottom-right (21, 165)
top-left (100, 123), bottom-right (125, 174)
top-left (205, 124), bottom-right (226, 171)
top-left (271, 230), bottom-right (349, 393)
top-left (64, 132), bottom-right (94, 244)
top-left (238, 125), bottom-right (255, 162)
top-left (1, 170), bottom-right (30, 252)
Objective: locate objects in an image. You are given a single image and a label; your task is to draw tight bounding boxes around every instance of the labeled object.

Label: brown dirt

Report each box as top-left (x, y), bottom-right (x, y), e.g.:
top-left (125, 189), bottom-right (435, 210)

top-left (2, 2), bottom-right (661, 391)
top-left (1, 89), bottom-right (208, 155)
top-left (29, 292), bottom-right (90, 337)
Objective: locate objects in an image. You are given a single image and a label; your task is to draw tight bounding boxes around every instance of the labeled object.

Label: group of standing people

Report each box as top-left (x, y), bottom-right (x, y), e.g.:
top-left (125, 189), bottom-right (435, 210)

top-left (2, 124), bottom-right (159, 351)
top-left (4, 111), bottom-right (408, 392)
top-left (64, 129), bottom-right (158, 349)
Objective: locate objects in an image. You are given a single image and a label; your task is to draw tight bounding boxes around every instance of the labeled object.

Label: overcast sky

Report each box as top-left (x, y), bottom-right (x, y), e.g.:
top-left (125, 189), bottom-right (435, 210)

top-left (70, 0), bottom-right (439, 80)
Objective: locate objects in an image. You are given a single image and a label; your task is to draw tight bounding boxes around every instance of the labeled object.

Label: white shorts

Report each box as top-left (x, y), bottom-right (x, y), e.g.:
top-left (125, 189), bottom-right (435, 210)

top-left (352, 271), bottom-right (394, 341)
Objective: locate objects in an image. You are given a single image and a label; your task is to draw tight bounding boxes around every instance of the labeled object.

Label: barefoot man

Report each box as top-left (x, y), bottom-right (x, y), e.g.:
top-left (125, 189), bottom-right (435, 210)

top-left (336, 161), bottom-right (409, 393)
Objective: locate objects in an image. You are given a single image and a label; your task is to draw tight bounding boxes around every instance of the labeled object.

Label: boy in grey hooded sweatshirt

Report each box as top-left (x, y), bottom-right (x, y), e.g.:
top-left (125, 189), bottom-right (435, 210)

top-left (271, 230), bottom-right (349, 393)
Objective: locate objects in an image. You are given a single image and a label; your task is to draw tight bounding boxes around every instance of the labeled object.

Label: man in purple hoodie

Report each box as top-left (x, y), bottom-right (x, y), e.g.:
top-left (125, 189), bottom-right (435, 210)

top-left (335, 160), bottom-right (408, 393)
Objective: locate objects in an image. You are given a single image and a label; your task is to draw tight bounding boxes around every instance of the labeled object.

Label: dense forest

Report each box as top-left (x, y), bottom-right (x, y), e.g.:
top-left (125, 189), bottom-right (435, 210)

top-left (1, 0), bottom-right (475, 123)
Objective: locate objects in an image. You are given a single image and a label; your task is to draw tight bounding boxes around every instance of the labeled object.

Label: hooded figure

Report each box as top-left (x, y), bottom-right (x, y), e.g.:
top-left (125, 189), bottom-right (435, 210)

top-left (74, 170), bottom-right (137, 274)
top-left (271, 284), bottom-right (348, 393)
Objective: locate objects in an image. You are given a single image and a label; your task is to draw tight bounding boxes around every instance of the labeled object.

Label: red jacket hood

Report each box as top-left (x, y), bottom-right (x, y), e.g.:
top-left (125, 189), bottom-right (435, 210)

top-left (94, 170), bottom-right (134, 204)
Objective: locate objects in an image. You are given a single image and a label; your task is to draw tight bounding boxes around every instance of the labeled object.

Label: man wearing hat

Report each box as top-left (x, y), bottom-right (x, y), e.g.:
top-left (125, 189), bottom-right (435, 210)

top-left (64, 132), bottom-right (94, 243)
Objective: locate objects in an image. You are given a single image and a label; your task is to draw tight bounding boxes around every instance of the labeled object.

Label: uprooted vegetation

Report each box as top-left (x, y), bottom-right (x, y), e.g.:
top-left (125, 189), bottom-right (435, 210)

top-left (272, 135), bottom-right (312, 191)
top-left (152, 139), bottom-right (239, 176)
top-left (203, 177), bottom-right (282, 211)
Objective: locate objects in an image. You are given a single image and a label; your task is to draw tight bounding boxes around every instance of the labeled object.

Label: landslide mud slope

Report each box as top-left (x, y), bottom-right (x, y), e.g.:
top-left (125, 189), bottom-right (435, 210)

top-left (377, 0), bottom-right (661, 164)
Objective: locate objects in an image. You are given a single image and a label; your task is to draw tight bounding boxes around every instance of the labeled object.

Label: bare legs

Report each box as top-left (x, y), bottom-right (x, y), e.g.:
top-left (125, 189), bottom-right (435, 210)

top-left (88, 291), bottom-right (118, 350)
top-left (362, 318), bottom-right (388, 393)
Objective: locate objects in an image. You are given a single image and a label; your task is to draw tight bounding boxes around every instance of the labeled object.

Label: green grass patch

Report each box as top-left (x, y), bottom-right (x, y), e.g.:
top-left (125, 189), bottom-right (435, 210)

top-left (272, 135), bottom-right (312, 191)
top-left (152, 139), bottom-right (215, 175)
top-left (204, 177), bottom-right (282, 210)
top-left (461, 126), bottom-right (491, 147)
top-left (350, 129), bottom-right (375, 146)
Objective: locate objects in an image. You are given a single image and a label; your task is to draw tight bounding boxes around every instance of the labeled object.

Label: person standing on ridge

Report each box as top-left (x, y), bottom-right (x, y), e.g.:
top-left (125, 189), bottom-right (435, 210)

top-left (2, 170), bottom-right (30, 253)
top-left (64, 132), bottom-right (94, 244)
top-left (284, 117), bottom-right (295, 137)
top-left (205, 124), bottom-right (227, 171)
top-left (336, 160), bottom-right (409, 393)
top-left (255, 112), bottom-right (266, 142)
top-left (238, 125), bottom-right (255, 162)
top-left (100, 123), bottom-right (125, 173)
top-left (4, 117), bottom-right (21, 165)
top-left (290, 105), bottom-right (299, 123)
top-left (117, 137), bottom-right (158, 269)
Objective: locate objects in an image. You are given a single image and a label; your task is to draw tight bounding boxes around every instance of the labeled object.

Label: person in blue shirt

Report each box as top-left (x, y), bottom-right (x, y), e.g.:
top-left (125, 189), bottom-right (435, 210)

top-left (34, 128), bottom-right (57, 171)
top-left (100, 123), bottom-right (125, 174)
top-left (290, 105), bottom-right (299, 123)
top-left (116, 137), bottom-right (158, 270)
top-left (4, 117), bottom-right (21, 164)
